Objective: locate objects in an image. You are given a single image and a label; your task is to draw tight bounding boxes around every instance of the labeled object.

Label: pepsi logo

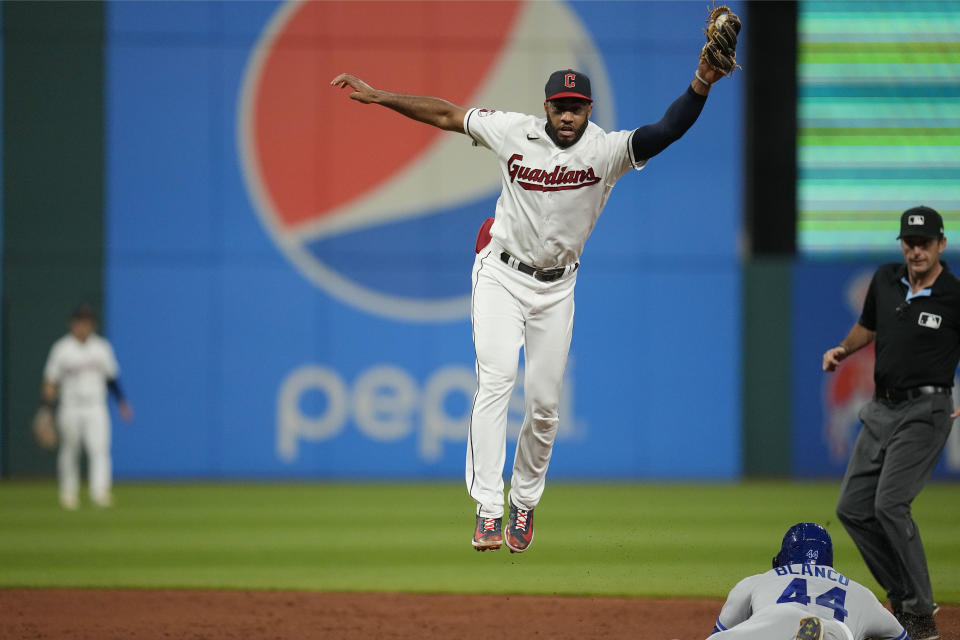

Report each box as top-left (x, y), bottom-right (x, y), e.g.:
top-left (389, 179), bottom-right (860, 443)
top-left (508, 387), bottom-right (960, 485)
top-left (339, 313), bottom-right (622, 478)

top-left (239, 0), bottom-right (614, 321)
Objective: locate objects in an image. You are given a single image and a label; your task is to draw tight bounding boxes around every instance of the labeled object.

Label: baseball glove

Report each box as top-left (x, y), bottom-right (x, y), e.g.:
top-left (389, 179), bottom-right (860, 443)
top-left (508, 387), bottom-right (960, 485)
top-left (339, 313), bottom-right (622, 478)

top-left (700, 4), bottom-right (742, 76)
top-left (32, 406), bottom-right (57, 449)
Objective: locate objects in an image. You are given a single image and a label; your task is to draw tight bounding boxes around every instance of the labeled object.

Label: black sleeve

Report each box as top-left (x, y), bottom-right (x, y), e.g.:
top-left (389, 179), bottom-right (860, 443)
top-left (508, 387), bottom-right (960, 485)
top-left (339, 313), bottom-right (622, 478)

top-left (107, 378), bottom-right (127, 403)
top-left (630, 85), bottom-right (708, 161)
top-left (859, 271), bottom-right (879, 331)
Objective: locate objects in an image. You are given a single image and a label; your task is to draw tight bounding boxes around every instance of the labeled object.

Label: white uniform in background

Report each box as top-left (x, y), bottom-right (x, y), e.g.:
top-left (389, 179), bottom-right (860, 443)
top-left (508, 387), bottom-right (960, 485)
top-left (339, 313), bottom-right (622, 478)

top-left (44, 332), bottom-right (121, 508)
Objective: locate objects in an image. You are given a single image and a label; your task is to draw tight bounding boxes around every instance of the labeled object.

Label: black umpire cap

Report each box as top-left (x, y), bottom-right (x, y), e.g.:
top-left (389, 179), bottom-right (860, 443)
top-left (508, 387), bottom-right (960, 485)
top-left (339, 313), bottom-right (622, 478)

top-left (898, 205), bottom-right (944, 240)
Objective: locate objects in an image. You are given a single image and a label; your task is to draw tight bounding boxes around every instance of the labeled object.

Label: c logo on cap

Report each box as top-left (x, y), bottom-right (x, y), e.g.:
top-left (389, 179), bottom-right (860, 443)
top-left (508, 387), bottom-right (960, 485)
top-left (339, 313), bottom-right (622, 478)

top-left (564, 72), bottom-right (576, 88)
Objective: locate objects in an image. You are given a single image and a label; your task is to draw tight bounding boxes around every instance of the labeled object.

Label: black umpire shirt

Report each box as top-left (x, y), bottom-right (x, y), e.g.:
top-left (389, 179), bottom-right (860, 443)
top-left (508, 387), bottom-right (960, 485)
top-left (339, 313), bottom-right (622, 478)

top-left (860, 261), bottom-right (960, 390)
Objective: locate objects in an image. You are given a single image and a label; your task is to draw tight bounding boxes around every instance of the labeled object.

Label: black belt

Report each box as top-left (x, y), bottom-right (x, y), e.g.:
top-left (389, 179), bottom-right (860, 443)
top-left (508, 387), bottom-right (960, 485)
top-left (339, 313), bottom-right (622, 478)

top-left (874, 385), bottom-right (952, 405)
top-left (500, 252), bottom-right (578, 282)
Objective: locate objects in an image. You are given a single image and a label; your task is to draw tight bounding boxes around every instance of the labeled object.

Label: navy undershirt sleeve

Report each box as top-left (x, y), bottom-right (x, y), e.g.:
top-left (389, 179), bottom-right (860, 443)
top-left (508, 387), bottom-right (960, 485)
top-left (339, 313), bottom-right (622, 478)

top-left (107, 378), bottom-right (126, 403)
top-left (630, 85), bottom-right (707, 161)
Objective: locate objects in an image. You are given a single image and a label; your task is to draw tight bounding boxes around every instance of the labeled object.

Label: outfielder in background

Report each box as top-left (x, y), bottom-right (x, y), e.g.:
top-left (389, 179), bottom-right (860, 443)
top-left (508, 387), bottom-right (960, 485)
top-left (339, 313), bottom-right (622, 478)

top-left (822, 206), bottom-right (959, 640)
top-left (40, 303), bottom-right (133, 510)
top-left (332, 6), bottom-right (740, 553)
top-left (710, 523), bottom-right (908, 640)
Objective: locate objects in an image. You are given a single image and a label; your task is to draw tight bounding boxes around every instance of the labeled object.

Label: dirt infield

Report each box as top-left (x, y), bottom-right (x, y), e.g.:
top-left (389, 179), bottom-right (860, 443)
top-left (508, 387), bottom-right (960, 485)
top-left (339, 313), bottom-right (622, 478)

top-left (0, 589), bottom-right (956, 639)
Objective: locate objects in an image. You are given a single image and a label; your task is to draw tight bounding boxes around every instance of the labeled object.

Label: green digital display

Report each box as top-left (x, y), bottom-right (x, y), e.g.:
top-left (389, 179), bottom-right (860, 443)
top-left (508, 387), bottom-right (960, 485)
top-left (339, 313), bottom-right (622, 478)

top-left (797, 1), bottom-right (960, 254)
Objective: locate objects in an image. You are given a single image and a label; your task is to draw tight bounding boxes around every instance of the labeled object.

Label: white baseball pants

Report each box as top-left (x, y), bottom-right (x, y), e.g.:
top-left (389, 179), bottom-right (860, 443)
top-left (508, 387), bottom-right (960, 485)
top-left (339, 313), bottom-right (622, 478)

top-left (466, 242), bottom-right (576, 518)
top-left (57, 404), bottom-right (112, 505)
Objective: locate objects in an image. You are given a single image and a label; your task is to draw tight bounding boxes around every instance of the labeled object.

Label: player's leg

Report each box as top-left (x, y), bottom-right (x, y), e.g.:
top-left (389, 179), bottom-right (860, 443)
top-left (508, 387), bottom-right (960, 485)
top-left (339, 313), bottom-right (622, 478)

top-left (872, 395), bottom-right (951, 623)
top-left (835, 401), bottom-right (903, 600)
top-left (83, 405), bottom-right (113, 507)
top-left (466, 252), bottom-right (524, 522)
top-left (56, 407), bottom-right (82, 509)
top-left (509, 273), bottom-right (576, 512)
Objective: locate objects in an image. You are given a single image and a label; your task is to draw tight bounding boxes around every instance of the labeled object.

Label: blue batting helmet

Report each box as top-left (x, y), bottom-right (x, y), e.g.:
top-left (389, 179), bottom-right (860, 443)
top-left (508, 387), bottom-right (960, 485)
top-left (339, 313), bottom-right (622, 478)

top-left (772, 522), bottom-right (833, 568)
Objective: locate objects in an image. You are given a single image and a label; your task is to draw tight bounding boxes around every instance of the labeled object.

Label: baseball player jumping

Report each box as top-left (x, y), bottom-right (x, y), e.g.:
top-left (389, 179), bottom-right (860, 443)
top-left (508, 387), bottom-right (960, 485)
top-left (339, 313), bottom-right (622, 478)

top-left (710, 523), bottom-right (910, 640)
top-left (42, 303), bottom-right (133, 509)
top-left (332, 8), bottom-right (740, 552)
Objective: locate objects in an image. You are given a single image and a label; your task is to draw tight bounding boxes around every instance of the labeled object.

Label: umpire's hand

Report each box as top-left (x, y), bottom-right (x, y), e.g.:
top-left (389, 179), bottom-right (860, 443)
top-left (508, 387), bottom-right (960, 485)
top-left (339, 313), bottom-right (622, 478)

top-left (822, 346), bottom-right (848, 372)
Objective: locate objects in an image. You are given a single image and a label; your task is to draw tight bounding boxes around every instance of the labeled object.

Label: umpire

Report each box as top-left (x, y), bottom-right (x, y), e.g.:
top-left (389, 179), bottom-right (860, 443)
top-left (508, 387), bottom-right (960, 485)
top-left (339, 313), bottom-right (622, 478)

top-left (822, 205), bottom-right (960, 640)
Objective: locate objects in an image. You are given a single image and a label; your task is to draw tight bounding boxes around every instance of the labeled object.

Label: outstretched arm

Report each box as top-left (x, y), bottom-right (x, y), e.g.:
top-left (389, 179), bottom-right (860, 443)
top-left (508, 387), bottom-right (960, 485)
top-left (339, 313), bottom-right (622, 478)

top-left (630, 59), bottom-right (719, 161)
top-left (630, 3), bottom-right (738, 162)
top-left (331, 73), bottom-right (467, 133)
top-left (630, 4), bottom-right (740, 160)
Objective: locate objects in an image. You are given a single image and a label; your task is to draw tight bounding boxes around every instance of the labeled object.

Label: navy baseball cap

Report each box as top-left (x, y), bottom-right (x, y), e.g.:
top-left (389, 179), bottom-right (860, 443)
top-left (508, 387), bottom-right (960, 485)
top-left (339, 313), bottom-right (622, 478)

top-left (897, 205), bottom-right (944, 239)
top-left (71, 302), bottom-right (95, 320)
top-left (545, 69), bottom-right (592, 102)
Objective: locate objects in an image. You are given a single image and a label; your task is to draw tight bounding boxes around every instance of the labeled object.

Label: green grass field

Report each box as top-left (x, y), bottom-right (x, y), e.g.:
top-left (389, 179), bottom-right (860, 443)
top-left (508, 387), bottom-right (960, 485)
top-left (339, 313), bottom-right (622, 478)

top-left (1, 481), bottom-right (957, 602)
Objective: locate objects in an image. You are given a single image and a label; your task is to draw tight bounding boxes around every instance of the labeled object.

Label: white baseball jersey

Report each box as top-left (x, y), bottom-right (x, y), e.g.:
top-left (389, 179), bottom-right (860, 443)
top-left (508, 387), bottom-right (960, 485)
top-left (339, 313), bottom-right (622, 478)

top-left (464, 108), bottom-right (645, 269)
top-left (716, 564), bottom-right (907, 640)
top-left (44, 333), bottom-right (120, 406)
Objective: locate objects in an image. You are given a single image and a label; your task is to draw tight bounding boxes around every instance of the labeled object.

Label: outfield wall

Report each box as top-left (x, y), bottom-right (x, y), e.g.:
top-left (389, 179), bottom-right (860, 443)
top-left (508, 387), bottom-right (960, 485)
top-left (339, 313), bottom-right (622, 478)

top-left (1, 0), bottom-right (744, 479)
top-left (1, 2), bottom-right (106, 478)
top-left (2, 1), bottom-right (957, 481)
top-left (100, 0), bottom-right (742, 479)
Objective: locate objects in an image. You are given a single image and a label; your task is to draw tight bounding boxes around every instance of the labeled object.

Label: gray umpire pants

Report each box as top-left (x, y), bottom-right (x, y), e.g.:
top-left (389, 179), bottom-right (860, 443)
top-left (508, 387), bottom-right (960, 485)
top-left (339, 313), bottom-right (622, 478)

top-left (835, 393), bottom-right (953, 617)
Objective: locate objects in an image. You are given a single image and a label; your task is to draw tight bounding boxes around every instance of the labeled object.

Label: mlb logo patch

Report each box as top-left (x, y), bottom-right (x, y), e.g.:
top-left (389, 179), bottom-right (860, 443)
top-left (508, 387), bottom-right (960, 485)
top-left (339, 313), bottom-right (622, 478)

top-left (918, 312), bottom-right (942, 329)
top-left (908, 215), bottom-right (925, 226)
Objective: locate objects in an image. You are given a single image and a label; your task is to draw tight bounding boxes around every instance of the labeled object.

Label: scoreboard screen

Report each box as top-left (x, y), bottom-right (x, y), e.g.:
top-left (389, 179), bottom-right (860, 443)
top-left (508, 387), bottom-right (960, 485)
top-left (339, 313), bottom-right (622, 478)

top-left (797, 1), bottom-right (960, 255)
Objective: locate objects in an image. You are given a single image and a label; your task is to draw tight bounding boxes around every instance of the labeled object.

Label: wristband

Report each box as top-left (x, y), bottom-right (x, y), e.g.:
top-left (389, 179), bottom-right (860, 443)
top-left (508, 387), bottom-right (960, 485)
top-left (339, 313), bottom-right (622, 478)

top-left (694, 71), bottom-right (712, 87)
